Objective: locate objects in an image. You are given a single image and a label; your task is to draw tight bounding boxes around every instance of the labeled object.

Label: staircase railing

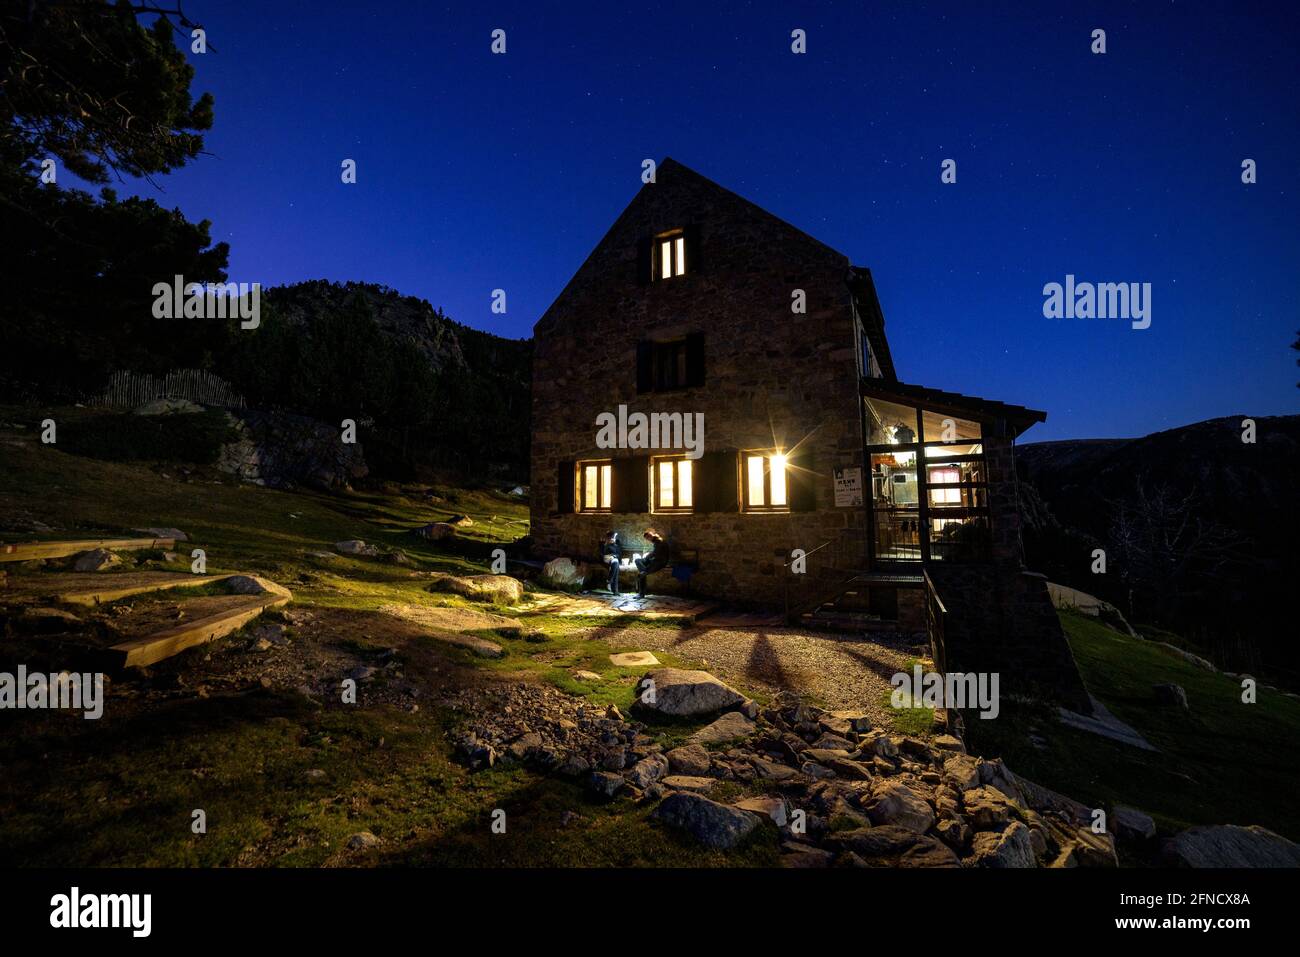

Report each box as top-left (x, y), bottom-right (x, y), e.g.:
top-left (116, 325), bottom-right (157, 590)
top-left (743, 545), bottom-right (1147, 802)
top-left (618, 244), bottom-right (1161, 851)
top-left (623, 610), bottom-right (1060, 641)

top-left (924, 567), bottom-right (948, 675)
top-left (783, 525), bottom-right (870, 623)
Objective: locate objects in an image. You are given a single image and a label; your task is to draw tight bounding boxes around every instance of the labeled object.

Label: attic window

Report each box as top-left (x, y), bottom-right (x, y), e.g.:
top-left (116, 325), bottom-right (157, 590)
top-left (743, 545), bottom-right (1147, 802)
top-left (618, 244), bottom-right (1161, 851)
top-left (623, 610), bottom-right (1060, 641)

top-left (656, 231), bottom-right (687, 280)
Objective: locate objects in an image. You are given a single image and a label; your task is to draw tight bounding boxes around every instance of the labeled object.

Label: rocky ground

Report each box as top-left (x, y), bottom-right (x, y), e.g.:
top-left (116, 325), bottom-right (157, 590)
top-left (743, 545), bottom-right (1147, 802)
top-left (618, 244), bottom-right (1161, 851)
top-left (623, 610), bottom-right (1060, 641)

top-left (448, 666), bottom-right (1127, 868)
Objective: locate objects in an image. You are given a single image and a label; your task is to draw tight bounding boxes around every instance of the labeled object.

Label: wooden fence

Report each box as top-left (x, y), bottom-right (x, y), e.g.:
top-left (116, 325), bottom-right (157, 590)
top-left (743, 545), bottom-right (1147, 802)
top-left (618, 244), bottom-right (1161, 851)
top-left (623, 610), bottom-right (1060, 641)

top-left (90, 369), bottom-right (246, 410)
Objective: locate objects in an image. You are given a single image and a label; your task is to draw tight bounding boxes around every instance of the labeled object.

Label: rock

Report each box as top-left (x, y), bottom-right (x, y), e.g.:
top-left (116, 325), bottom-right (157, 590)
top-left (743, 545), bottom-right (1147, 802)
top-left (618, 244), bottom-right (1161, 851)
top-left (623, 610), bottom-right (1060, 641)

top-left (541, 557), bottom-right (588, 589)
top-left (627, 753), bottom-right (670, 789)
top-left (1153, 682), bottom-right (1189, 709)
top-left (572, 670), bottom-right (602, 682)
top-left (780, 841), bottom-right (835, 868)
top-left (651, 793), bottom-right (760, 850)
top-left (750, 757), bottom-right (798, 781)
top-left (335, 539), bottom-right (380, 557)
top-left (661, 775), bottom-right (716, 794)
top-left (378, 603), bottom-right (524, 638)
top-left (134, 526), bottom-right (189, 542)
top-left (1163, 825), bottom-right (1300, 868)
top-left (433, 631), bottom-right (505, 658)
top-left (414, 522), bottom-right (457, 541)
top-left (16, 607), bottom-right (83, 633)
top-left (587, 771), bottom-right (625, 798)
top-left (941, 753), bottom-right (982, 791)
top-left (666, 744), bottom-right (712, 777)
top-left (734, 796), bottom-right (788, 827)
top-left (506, 732), bottom-right (543, 761)
top-left (556, 755), bottom-right (590, 777)
top-left (935, 817), bottom-right (971, 850)
top-left (689, 711), bottom-right (756, 745)
top-left (218, 408), bottom-right (367, 490)
top-left (1113, 805), bottom-right (1157, 843)
top-left (71, 548), bottom-right (121, 572)
top-left (635, 668), bottom-right (746, 717)
top-left (133, 397), bottom-right (204, 415)
top-left (426, 573), bottom-right (524, 605)
top-left (977, 757), bottom-right (1024, 803)
top-left (963, 787), bottom-right (1016, 831)
top-left (346, 831), bottom-right (382, 850)
top-left (609, 651), bottom-right (660, 667)
top-left (252, 637), bottom-right (273, 652)
top-left (970, 822), bottom-right (1037, 868)
top-left (825, 826), bottom-right (960, 868)
top-left (932, 734), bottom-right (965, 753)
top-left (830, 710), bottom-right (873, 733)
top-left (862, 781), bottom-right (936, 834)
top-left (810, 733), bottom-right (857, 751)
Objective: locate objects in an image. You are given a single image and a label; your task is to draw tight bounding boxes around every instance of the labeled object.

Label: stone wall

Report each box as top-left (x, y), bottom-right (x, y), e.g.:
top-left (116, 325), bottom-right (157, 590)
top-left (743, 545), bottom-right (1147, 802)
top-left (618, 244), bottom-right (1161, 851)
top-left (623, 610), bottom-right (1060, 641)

top-left (530, 159), bottom-right (870, 605)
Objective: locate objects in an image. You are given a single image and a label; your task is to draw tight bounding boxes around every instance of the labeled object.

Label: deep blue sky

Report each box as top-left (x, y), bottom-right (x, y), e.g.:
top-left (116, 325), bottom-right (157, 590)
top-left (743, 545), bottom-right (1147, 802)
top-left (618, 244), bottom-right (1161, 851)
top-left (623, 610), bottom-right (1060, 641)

top-left (110, 1), bottom-right (1299, 441)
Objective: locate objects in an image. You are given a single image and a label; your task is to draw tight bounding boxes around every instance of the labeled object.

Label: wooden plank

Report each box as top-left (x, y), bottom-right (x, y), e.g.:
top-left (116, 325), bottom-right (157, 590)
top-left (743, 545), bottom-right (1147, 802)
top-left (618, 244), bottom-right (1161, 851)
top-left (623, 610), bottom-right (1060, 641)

top-left (110, 585), bottom-right (290, 668)
top-left (60, 574), bottom-right (227, 607)
top-left (0, 538), bottom-right (176, 563)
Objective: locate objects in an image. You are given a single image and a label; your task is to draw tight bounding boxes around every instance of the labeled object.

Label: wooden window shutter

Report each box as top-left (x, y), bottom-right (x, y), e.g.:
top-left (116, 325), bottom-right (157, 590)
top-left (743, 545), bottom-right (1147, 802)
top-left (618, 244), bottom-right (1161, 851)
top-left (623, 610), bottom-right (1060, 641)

top-left (685, 332), bottom-right (705, 388)
top-left (696, 450), bottom-right (738, 513)
top-left (636, 341), bottom-right (654, 394)
top-left (684, 224), bottom-right (702, 274)
top-left (636, 237), bottom-right (652, 285)
top-left (556, 460), bottom-right (575, 513)
top-left (611, 456), bottom-right (650, 513)
top-left (788, 454), bottom-right (817, 512)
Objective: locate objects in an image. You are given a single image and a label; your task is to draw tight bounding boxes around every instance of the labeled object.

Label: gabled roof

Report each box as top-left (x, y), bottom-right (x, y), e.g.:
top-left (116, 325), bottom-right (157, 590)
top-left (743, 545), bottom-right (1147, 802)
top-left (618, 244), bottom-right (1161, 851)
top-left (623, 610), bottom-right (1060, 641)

top-left (860, 378), bottom-right (1047, 438)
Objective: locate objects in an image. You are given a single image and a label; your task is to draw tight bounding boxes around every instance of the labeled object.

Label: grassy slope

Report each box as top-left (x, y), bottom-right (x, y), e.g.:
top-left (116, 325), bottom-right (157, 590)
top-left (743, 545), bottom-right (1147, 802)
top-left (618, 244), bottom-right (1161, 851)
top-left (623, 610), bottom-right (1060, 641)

top-left (967, 610), bottom-right (1300, 847)
top-left (0, 419), bottom-right (779, 866)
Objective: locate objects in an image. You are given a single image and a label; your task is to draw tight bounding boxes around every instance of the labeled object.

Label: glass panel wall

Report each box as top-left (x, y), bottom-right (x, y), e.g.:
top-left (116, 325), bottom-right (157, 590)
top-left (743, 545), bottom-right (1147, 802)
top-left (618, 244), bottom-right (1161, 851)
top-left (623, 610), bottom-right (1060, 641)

top-left (864, 396), bottom-right (992, 564)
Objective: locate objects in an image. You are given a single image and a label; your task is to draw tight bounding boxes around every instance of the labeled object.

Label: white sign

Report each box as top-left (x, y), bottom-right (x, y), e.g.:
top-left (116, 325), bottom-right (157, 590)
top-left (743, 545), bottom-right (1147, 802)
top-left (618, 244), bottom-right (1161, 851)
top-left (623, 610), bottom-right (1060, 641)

top-left (833, 467), bottom-right (863, 507)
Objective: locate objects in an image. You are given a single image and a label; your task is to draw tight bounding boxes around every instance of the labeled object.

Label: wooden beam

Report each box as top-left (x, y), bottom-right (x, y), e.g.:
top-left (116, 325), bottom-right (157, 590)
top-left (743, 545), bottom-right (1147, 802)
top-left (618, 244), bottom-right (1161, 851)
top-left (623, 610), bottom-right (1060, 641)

top-left (60, 574), bottom-right (227, 606)
top-left (109, 578), bottom-right (291, 668)
top-left (0, 538), bottom-right (177, 563)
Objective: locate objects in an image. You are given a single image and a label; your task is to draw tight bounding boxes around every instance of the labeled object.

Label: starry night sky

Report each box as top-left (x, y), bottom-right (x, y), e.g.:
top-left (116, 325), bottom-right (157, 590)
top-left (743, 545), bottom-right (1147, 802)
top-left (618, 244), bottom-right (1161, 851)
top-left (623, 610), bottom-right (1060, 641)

top-left (103, 1), bottom-right (1299, 441)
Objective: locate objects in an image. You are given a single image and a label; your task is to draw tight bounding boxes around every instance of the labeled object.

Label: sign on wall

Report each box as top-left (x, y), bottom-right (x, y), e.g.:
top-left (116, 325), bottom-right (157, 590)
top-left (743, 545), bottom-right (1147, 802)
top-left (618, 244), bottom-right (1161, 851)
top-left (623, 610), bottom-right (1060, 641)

top-left (833, 466), bottom-right (863, 507)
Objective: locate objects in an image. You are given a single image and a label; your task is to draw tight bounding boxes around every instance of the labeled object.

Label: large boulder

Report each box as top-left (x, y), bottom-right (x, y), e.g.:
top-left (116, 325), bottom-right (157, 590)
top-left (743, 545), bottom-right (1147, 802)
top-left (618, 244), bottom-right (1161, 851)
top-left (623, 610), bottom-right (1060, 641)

top-left (651, 792), bottom-right (760, 850)
top-left (1163, 825), bottom-right (1300, 868)
top-left (71, 548), bottom-right (121, 572)
top-left (861, 780), bottom-right (936, 834)
top-left (635, 668), bottom-right (746, 717)
top-left (666, 744), bottom-right (712, 776)
top-left (426, 573), bottom-right (524, 605)
top-left (970, 822), bottom-right (1038, 868)
top-left (541, 557), bottom-right (592, 589)
top-left (217, 409), bottom-right (367, 490)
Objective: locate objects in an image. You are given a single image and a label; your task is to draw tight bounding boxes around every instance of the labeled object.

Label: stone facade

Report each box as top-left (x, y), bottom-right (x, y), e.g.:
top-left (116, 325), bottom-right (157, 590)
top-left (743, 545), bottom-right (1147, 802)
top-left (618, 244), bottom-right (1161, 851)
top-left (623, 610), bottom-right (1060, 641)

top-left (530, 159), bottom-right (871, 604)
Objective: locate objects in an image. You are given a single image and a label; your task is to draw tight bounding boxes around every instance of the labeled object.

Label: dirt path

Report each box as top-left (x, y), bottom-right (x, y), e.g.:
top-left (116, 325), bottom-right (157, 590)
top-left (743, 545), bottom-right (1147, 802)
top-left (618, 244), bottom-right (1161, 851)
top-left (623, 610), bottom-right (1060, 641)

top-left (592, 620), bottom-right (930, 728)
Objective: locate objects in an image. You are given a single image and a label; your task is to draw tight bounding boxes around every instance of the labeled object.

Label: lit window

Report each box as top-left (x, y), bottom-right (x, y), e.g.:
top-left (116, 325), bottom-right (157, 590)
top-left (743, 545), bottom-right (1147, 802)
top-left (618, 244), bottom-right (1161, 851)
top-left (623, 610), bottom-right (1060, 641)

top-left (577, 461), bottom-right (612, 512)
top-left (744, 452), bottom-right (788, 511)
top-left (655, 231), bottom-right (687, 280)
top-left (928, 466), bottom-right (961, 505)
top-left (654, 457), bottom-right (693, 511)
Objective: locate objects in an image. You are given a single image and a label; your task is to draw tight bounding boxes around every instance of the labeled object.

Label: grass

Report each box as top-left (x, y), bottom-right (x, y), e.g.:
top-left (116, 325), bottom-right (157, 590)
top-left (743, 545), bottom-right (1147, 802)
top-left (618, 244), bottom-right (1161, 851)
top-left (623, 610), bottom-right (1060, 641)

top-left (966, 609), bottom-right (1300, 847)
top-left (0, 416), bottom-right (778, 866)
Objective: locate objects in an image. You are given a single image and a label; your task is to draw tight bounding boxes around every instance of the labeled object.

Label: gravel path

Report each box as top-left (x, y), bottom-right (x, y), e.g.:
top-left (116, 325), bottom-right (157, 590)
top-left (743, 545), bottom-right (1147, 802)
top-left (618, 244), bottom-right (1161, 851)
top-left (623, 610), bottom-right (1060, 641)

top-left (593, 620), bottom-right (930, 729)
